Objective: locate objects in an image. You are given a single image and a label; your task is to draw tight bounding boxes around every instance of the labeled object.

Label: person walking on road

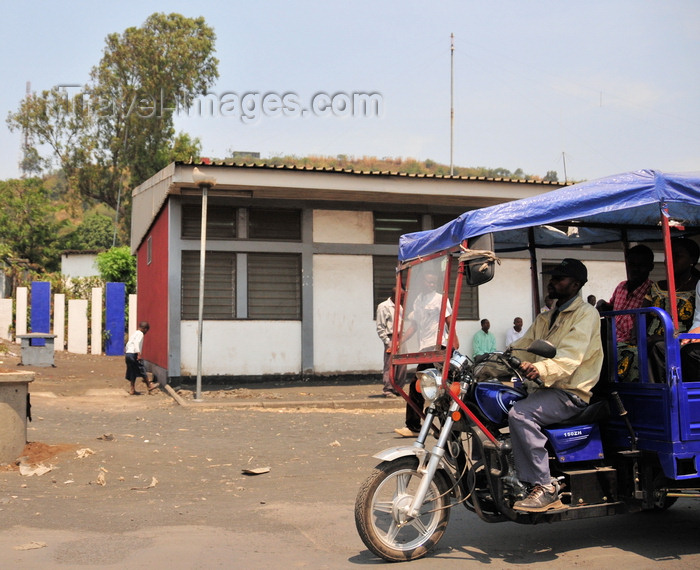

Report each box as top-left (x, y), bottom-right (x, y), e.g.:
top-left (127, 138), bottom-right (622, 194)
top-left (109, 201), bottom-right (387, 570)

top-left (125, 321), bottom-right (158, 395)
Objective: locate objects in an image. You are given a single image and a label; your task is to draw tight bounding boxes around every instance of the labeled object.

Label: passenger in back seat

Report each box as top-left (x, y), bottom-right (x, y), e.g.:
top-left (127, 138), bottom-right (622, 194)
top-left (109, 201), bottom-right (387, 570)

top-left (680, 279), bottom-right (700, 380)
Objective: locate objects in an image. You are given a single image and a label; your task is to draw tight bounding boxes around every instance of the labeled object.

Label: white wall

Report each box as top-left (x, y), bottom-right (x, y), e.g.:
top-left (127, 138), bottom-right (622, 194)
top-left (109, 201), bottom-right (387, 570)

top-left (313, 210), bottom-right (373, 243)
top-left (61, 253), bottom-right (99, 278)
top-left (180, 321), bottom-right (301, 376)
top-left (580, 260), bottom-right (627, 308)
top-left (313, 254), bottom-right (379, 373)
top-left (461, 258), bottom-right (535, 355)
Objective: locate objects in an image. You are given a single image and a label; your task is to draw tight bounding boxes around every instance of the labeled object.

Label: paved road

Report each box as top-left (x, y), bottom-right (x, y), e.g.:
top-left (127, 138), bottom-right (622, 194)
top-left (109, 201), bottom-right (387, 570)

top-left (1, 393), bottom-right (699, 568)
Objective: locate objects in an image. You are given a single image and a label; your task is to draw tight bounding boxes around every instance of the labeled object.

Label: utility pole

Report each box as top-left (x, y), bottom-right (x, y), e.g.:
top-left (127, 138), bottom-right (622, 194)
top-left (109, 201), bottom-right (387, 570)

top-left (562, 151), bottom-right (568, 184)
top-left (450, 33), bottom-right (455, 176)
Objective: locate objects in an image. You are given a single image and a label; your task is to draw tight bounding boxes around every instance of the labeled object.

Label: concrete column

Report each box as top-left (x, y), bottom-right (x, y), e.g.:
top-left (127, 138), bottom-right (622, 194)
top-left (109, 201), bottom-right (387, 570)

top-left (0, 372), bottom-right (34, 464)
top-left (54, 294), bottom-right (65, 351)
top-left (0, 299), bottom-right (12, 341)
top-left (91, 287), bottom-right (102, 355)
top-left (15, 287), bottom-right (27, 339)
top-left (128, 294), bottom-right (138, 340)
top-left (67, 299), bottom-right (88, 354)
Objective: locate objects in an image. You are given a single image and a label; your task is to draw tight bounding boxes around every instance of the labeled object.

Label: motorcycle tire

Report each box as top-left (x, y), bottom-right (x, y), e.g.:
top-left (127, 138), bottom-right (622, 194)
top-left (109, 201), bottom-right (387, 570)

top-left (354, 456), bottom-right (451, 562)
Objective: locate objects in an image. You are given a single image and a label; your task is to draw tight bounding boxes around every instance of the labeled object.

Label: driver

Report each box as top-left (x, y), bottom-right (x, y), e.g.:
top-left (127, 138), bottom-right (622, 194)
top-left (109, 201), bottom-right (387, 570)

top-left (508, 258), bottom-right (603, 512)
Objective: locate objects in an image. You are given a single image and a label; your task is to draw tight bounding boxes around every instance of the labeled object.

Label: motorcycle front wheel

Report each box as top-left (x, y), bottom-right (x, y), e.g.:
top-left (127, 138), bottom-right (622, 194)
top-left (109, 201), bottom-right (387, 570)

top-left (355, 456), bottom-right (451, 562)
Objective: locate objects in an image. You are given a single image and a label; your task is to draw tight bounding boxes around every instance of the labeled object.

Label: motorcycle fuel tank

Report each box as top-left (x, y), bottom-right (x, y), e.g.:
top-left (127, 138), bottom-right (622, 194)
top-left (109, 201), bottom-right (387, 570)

top-left (473, 381), bottom-right (527, 426)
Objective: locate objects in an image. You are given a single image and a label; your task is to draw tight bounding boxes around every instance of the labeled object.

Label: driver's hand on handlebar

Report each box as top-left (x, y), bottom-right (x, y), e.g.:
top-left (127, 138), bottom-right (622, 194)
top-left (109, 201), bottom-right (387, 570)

top-left (519, 361), bottom-right (541, 382)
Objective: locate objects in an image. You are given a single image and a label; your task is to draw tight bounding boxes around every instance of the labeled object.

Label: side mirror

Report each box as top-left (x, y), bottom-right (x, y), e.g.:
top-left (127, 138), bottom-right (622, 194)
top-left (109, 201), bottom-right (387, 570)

top-left (461, 233), bottom-right (496, 287)
top-left (526, 339), bottom-right (556, 359)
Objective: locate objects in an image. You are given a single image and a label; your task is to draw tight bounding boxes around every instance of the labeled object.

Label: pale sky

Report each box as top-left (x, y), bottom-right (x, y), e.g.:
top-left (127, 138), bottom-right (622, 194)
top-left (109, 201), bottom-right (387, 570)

top-left (2, 0), bottom-right (699, 183)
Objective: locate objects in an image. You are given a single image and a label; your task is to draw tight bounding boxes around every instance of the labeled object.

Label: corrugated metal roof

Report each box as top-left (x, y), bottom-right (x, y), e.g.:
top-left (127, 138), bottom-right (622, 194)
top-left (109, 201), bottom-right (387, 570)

top-left (175, 159), bottom-right (566, 185)
top-left (131, 161), bottom-right (567, 252)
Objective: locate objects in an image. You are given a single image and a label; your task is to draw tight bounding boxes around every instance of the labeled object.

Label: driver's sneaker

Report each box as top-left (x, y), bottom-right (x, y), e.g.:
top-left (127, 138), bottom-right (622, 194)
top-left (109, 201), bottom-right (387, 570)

top-left (513, 484), bottom-right (564, 512)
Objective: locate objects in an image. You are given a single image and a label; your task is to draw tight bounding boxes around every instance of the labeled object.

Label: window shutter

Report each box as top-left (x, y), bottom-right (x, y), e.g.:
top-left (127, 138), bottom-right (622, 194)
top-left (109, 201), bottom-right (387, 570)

top-left (181, 251), bottom-right (236, 319)
top-left (248, 253), bottom-right (301, 319)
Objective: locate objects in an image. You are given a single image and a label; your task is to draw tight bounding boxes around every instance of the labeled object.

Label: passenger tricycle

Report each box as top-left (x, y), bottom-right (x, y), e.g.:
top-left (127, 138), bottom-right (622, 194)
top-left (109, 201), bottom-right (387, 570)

top-left (355, 170), bottom-right (700, 562)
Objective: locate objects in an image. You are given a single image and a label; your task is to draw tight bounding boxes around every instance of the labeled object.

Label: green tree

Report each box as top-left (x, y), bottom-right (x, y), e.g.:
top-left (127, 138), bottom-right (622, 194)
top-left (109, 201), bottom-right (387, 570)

top-left (544, 170), bottom-right (559, 182)
top-left (7, 12), bottom-right (219, 237)
top-left (170, 132), bottom-right (203, 162)
top-left (96, 246), bottom-right (137, 293)
top-left (66, 213), bottom-right (116, 250)
top-left (0, 178), bottom-right (65, 271)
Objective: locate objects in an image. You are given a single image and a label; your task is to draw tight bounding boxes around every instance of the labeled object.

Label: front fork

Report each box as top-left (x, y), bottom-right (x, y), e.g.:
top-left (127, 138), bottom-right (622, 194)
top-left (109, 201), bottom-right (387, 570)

top-left (405, 400), bottom-right (460, 519)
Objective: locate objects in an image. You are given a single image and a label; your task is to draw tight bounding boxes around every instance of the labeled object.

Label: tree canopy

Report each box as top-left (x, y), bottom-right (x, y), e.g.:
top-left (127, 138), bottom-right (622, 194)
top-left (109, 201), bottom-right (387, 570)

top-left (7, 12), bottom-right (218, 241)
top-left (0, 178), bottom-right (65, 271)
top-left (96, 246), bottom-right (137, 293)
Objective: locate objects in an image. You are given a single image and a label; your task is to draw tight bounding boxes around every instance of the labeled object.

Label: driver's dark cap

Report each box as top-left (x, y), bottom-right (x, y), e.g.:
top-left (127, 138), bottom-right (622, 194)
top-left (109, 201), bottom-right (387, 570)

top-left (549, 258), bottom-right (588, 284)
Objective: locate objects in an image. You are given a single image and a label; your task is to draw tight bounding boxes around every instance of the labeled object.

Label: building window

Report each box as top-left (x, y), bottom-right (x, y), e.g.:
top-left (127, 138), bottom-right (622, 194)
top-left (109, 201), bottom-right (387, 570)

top-left (248, 208), bottom-right (301, 241)
top-left (181, 204), bottom-right (237, 239)
top-left (373, 256), bottom-right (398, 313)
top-left (181, 251), bottom-right (236, 319)
top-left (147, 236), bottom-right (152, 265)
top-left (449, 259), bottom-right (479, 320)
top-left (247, 253), bottom-right (301, 319)
top-left (374, 212), bottom-right (422, 244)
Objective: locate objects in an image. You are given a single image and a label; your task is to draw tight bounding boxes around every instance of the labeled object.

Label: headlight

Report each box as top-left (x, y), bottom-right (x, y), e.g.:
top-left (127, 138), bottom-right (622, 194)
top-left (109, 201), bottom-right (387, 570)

top-left (449, 350), bottom-right (469, 379)
top-left (417, 368), bottom-right (444, 403)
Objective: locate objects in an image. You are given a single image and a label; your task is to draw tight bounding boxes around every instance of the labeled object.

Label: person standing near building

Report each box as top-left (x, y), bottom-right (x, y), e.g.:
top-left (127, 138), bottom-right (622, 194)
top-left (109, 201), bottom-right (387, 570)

top-left (376, 287), bottom-right (407, 397)
top-left (505, 317), bottom-right (526, 347)
top-left (125, 321), bottom-right (158, 395)
top-left (472, 318), bottom-right (497, 358)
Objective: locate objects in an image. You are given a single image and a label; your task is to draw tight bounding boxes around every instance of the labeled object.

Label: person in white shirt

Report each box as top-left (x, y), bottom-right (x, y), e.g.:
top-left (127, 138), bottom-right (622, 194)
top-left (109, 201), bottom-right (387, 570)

top-left (394, 271), bottom-right (459, 437)
top-left (124, 321), bottom-right (158, 395)
top-left (376, 287), bottom-right (407, 397)
top-left (505, 317), bottom-right (526, 347)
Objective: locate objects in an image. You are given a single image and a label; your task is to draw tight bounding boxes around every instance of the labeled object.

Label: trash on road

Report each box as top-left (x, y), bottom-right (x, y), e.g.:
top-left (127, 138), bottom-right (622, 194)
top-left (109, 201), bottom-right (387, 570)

top-left (242, 467), bottom-right (270, 475)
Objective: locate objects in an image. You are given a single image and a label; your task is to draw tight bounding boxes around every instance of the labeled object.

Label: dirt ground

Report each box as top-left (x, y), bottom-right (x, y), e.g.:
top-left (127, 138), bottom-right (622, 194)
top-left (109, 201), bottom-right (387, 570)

top-left (3, 340), bottom-right (389, 400)
top-left (0, 340), bottom-right (397, 472)
top-left (1, 342), bottom-right (700, 567)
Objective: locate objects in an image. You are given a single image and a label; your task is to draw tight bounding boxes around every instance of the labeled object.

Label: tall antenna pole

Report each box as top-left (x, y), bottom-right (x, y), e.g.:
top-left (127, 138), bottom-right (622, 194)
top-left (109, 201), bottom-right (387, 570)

top-left (450, 33), bottom-right (455, 176)
top-left (562, 151), bottom-right (568, 183)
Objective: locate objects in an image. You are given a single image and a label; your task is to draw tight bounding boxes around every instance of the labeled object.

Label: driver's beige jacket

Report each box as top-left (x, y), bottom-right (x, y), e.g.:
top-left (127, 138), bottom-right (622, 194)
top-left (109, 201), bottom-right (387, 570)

top-left (511, 295), bottom-right (603, 403)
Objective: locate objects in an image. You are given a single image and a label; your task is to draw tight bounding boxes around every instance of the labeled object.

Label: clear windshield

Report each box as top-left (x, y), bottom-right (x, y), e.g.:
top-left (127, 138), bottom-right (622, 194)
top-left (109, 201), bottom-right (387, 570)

top-left (397, 256), bottom-right (451, 355)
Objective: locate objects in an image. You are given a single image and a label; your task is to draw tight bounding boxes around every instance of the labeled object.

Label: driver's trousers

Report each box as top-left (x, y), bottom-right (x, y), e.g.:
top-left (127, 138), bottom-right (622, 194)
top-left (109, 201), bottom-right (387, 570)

top-left (507, 388), bottom-right (586, 486)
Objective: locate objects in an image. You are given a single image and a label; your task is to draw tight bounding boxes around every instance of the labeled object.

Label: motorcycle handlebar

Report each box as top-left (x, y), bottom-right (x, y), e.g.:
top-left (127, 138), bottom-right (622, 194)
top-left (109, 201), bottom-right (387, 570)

top-left (506, 353), bottom-right (543, 386)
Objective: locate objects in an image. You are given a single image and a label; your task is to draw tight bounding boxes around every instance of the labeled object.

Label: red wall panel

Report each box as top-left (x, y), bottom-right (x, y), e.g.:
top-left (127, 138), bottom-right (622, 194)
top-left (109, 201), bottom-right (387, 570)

top-left (136, 203), bottom-right (169, 369)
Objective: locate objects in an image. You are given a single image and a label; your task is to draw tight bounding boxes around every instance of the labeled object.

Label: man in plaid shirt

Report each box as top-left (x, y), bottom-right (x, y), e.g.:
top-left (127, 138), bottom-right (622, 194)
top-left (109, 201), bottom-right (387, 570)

top-left (599, 244), bottom-right (655, 342)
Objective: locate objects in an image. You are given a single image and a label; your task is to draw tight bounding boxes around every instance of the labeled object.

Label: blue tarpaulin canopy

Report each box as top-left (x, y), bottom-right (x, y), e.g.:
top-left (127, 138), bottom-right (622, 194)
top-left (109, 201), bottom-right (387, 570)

top-left (398, 170), bottom-right (700, 262)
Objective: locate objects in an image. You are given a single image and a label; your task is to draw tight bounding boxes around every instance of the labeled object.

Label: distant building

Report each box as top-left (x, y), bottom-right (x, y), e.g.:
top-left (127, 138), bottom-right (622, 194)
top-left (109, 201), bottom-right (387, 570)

top-left (231, 151), bottom-right (261, 159)
top-left (60, 250), bottom-right (102, 279)
top-left (130, 161), bottom-right (575, 384)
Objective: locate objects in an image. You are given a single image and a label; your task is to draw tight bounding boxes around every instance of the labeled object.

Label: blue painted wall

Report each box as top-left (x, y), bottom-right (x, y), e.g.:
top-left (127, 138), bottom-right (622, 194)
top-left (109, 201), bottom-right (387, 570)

top-left (30, 281), bottom-right (51, 346)
top-left (105, 282), bottom-right (126, 356)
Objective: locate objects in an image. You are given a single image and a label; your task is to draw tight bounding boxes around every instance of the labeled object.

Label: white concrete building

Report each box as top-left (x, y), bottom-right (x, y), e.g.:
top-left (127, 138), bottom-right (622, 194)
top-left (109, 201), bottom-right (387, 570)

top-left (130, 162), bottom-right (627, 383)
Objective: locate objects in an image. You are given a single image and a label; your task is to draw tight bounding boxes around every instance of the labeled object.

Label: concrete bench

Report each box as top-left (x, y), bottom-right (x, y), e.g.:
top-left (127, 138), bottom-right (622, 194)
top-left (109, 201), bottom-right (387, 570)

top-left (17, 333), bottom-right (57, 367)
